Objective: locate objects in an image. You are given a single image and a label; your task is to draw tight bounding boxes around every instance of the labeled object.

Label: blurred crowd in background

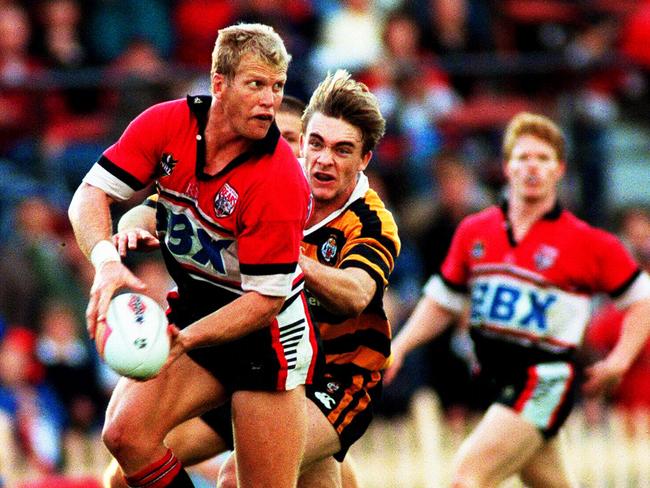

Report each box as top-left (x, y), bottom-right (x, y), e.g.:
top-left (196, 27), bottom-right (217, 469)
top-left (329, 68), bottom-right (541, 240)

top-left (3, 0), bottom-right (650, 484)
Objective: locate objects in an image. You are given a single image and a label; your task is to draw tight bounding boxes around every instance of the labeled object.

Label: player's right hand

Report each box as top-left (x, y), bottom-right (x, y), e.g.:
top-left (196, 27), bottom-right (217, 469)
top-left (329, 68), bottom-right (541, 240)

top-left (383, 349), bottom-right (404, 386)
top-left (112, 228), bottom-right (160, 257)
top-left (86, 261), bottom-right (146, 340)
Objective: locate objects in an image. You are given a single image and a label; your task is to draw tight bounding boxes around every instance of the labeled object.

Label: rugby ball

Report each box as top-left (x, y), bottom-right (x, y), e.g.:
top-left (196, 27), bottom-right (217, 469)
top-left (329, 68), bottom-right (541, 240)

top-left (98, 293), bottom-right (170, 380)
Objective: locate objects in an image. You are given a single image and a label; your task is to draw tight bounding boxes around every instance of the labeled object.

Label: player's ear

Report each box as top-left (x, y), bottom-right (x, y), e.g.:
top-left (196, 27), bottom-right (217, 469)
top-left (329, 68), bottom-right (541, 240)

top-left (212, 73), bottom-right (226, 101)
top-left (359, 150), bottom-right (372, 172)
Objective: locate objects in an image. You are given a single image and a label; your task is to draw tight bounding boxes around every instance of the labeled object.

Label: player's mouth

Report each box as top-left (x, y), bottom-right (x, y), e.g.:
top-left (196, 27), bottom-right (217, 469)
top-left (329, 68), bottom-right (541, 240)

top-left (313, 171), bottom-right (336, 183)
top-left (253, 114), bottom-right (273, 122)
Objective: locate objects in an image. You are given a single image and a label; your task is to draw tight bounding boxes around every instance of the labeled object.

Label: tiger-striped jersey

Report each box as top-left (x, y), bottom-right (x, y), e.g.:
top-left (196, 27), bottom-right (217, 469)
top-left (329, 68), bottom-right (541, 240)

top-left (302, 173), bottom-right (400, 374)
top-left (426, 201), bottom-right (650, 366)
top-left (83, 95), bottom-right (311, 317)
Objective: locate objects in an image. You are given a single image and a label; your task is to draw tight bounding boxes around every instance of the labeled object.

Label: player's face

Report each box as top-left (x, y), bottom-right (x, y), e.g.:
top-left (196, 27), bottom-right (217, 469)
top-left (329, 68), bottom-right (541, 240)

top-left (216, 54), bottom-right (286, 140)
top-left (505, 134), bottom-right (565, 204)
top-left (276, 111), bottom-right (302, 157)
top-left (303, 112), bottom-right (371, 209)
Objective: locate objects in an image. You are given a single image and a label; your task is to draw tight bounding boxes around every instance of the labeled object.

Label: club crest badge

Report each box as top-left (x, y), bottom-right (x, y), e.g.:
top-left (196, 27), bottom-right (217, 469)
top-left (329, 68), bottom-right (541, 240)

top-left (214, 183), bottom-right (238, 218)
top-left (159, 153), bottom-right (178, 176)
top-left (321, 235), bottom-right (338, 263)
top-left (471, 240), bottom-right (485, 259)
top-left (534, 244), bottom-right (558, 271)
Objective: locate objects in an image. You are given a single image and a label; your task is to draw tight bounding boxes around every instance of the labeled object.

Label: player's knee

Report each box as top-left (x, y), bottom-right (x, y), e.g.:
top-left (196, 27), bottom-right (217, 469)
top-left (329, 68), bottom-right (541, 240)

top-left (216, 455), bottom-right (237, 488)
top-left (102, 417), bottom-right (140, 459)
top-left (450, 471), bottom-right (483, 488)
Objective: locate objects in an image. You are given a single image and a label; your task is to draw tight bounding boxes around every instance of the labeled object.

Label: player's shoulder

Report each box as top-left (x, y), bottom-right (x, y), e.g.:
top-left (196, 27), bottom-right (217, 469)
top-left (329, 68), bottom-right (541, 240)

top-left (560, 209), bottom-right (619, 244)
top-left (458, 205), bottom-right (501, 230)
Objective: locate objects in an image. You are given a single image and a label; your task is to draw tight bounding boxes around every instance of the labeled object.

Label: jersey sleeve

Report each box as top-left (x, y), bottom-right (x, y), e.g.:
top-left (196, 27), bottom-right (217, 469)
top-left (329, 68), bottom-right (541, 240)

top-left (237, 159), bottom-right (310, 297)
top-left (83, 102), bottom-right (172, 201)
top-left (440, 216), bottom-right (473, 288)
top-left (338, 201), bottom-right (400, 305)
top-left (590, 228), bottom-right (650, 308)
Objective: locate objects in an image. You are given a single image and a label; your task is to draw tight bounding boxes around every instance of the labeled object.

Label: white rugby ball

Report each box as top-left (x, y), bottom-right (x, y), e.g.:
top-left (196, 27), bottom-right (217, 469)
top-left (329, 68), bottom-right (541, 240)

top-left (100, 293), bottom-right (170, 380)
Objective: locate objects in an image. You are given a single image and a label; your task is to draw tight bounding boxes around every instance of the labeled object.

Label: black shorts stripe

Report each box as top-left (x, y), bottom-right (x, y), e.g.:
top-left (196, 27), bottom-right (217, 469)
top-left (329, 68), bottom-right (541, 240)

top-left (98, 155), bottom-right (147, 191)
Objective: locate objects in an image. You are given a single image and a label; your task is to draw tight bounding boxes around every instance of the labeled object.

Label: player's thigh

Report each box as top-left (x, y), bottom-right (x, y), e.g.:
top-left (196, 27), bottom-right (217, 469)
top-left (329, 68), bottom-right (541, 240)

top-left (452, 403), bottom-right (544, 487)
top-left (298, 456), bottom-right (341, 488)
top-left (340, 455), bottom-right (360, 488)
top-left (302, 395), bottom-right (342, 467)
top-left (231, 387), bottom-right (308, 488)
top-left (165, 416), bottom-right (229, 466)
top-left (105, 353), bottom-right (226, 438)
top-left (519, 434), bottom-right (577, 488)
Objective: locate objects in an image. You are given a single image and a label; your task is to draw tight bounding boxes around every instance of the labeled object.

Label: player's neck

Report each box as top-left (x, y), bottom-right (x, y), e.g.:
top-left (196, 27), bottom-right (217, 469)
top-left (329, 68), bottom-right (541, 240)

top-left (203, 109), bottom-right (252, 175)
top-left (507, 194), bottom-right (556, 241)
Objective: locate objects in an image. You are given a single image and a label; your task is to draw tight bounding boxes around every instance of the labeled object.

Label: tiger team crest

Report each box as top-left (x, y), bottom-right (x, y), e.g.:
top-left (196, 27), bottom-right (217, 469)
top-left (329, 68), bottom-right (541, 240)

top-left (534, 244), bottom-right (559, 271)
top-left (321, 235), bottom-right (338, 263)
top-left (214, 183), bottom-right (238, 218)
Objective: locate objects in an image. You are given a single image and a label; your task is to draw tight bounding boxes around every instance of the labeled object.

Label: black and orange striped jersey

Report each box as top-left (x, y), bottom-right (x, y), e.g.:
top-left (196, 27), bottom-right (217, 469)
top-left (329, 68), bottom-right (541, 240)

top-left (302, 174), bottom-right (400, 375)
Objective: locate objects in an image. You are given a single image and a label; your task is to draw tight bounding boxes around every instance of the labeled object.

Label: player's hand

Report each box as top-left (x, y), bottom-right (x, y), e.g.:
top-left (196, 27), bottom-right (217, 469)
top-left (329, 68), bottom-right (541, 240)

top-left (160, 324), bottom-right (188, 372)
top-left (112, 228), bottom-right (160, 257)
top-left (384, 348), bottom-right (405, 386)
top-left (86, 261), bottom-right (146, 340)
top-left (582, 358), bottom-right (626, 397)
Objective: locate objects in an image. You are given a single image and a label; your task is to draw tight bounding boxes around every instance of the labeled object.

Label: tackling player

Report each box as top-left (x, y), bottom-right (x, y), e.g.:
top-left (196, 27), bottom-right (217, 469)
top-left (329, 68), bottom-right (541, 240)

top-left (386, 112), bottom-right (650, 487)
top-left (68, 24), bottom-right (317, 488)
top-left (108, 70), bottom-right (400, 488)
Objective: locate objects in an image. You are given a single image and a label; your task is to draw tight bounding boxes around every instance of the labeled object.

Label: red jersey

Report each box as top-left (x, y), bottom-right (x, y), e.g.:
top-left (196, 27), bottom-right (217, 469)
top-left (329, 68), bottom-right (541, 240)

top-left (84, 95), bottom-right (311, 312)
top-left (425, 202), bottom-right (650, 363)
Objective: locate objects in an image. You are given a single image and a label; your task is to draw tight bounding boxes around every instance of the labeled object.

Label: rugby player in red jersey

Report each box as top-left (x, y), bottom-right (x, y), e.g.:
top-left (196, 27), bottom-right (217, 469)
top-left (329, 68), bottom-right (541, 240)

top-left (68, 23), bottom-right (318, 488)
top-left (107, 70), bottom-right (400, 488)
top-left (386, 112), bottom-right (650, 487)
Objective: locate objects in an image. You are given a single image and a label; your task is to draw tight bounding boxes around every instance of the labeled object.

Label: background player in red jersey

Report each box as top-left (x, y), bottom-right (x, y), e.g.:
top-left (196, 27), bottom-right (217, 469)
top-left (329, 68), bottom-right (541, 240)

top-left (68, 23), bottom-right (317, 488)
top-left (385, 112), bottom-right (650, 488)
top-left (107, 70), bottom-right (400, 488)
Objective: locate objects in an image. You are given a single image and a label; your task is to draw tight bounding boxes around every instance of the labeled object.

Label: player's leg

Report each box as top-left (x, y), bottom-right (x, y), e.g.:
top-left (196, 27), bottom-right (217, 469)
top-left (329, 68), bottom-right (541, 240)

top-left (519, 434), bottom-right (577, 488)
top-left (101, 353), bottom-right (226, 486)
top-left (340, 455), bottom-right (361, 488)
top-left (451, 403), bottom-right (544, 488)
top-left (298, 457), bottom-right (342, 488)
top-left (103, 416), bottom-right (229, 488)
top-left (230, 387), bottom-right (308, 488)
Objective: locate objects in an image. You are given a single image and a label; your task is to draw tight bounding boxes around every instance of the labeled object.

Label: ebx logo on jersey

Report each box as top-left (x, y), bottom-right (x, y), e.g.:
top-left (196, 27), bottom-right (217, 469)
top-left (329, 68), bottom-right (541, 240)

top-left (159, 153), bottom-right (178, 176)
top-left (321, 235), bottom-right (338, 263)
top-left (214, 183), bottom-right (238, 218)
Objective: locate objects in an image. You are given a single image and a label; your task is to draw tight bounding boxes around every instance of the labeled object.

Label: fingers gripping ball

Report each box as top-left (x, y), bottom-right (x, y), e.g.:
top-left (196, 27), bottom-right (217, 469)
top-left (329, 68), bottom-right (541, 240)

top-left (100, 293), bottom-right (170, 380)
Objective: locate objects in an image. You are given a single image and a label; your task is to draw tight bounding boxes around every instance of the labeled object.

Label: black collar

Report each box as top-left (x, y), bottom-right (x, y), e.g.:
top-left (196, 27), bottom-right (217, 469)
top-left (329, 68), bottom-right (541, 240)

top-left (186, 94), bottom-right (281, 179)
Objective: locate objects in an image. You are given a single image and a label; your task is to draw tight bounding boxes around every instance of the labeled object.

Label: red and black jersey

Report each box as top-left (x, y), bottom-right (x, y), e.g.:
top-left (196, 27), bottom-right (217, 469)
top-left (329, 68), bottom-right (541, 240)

top-left (84, 95), bottom-right (311, 316)
top-left (426, 201), bottom-right (650, 367)
top-left (301, 174), bottom-right (400, 375)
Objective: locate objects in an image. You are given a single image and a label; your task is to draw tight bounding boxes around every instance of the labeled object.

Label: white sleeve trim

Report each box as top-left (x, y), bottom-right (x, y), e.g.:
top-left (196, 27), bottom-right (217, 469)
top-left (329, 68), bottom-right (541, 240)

top-left (83, 164), bottom-right (135, 202)
top-left (615, 271), bottom-right (650, 310)
top-left (423, 274), bottom-right (468, 313)
top-left (241, 273), bottom-right (293, 297)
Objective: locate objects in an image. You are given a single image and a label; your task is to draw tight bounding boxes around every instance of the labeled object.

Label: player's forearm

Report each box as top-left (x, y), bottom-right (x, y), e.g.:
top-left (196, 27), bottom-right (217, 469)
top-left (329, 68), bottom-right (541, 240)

top-left (605, 297), bottom-right (650, 372)
top-left (300, 255), bottom-right (374, 316)
top-left (180, 292), bottom-right (284, 349)
top-left (117, 204), bottom-right (157, 234)
top-left (392, 295), bottom-right (457, 356)
top-left (68, 183), bottom-right (115, 258)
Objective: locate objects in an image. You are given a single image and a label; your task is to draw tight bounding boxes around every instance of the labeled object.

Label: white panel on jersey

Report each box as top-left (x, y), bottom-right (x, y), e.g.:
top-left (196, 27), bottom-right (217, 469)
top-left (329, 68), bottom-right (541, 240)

top-left (469, 273), bottom-right (592, 347)
top-left (615, 271), bottom-right (650, 310)
top-left (423, 275), bottom-right (468, 314)
top-left (276, 291), bottom-right (315, 390)
top-left (242, 272), bottom-right (295, 298)
top-left (83, 164), bottom-right (135, 201)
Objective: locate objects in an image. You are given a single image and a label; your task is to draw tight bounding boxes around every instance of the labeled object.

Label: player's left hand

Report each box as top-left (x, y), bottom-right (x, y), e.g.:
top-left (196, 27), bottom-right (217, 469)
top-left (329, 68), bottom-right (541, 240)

top-left (582, 358), bottom-right (625, 396)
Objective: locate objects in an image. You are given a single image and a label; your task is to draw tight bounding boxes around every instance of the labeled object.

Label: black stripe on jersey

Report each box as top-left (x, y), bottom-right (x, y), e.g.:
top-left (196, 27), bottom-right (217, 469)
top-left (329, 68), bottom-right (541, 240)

top-left (279, 319), bottom-right (306, 336)
top-left (441, 274), bottom-right (468, 293)
top-left (143, 195), bottom-right (157, 209)
top-left (240, 262), bottom-right (297, 276)
top-left (97, 155), bottom-right (146, 191)
top-left (340, 260), bottom-right (385, 303)
top-left (348, 199), bottom-right (398, 259)
top-left (610, 268), bottom-right (641, 298)
top-left (344, 244), bottom-right (390, 279)
top-left (279, 289), bottom-right (302, 312)
top-left (323, 329), bottom-right (391, 358)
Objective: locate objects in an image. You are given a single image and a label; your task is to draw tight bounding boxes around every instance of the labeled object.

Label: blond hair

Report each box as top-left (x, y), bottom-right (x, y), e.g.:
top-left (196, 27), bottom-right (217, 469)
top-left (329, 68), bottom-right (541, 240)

top-left (302, 69), bottom-right (386, 155)
top-left (502, 112), bottom-right (565, 161)
top-left (211, 23), bottom-right (291, 81)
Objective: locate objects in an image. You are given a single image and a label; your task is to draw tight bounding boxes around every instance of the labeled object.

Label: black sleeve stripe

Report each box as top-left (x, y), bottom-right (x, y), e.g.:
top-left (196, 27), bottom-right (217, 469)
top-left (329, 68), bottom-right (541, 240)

top-left (441, 274), bottom-right (468, 293)
top-left (97, 155), bottom-right (147, 191)
top-left (340, 260), bottom-right (385, 303)
top-left (323, 329), bottom-right (391, 357)
top-left (344, 243), bottom-right (390, 278)
top-left (349, 199), bottom-right (398, 259)
top-left (610, 268), bottom-right (641, 298)
top-left (240, 262), bottom-right (297, 276)
top-left (142, 196), bottom-right (157, 208)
